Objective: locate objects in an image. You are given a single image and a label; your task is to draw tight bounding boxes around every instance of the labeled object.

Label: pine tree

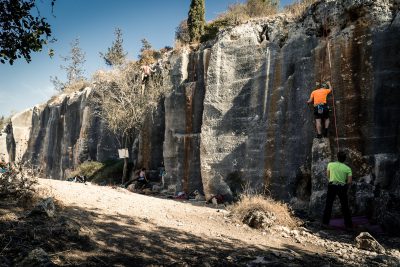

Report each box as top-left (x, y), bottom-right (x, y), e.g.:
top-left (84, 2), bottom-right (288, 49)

top-left (100, 28), bottom-right (127, 66)
top-left (140, 38), bottom-right (152, 53)
top-left (50, 38), bottom-right (86, 91)
top-left (187, 0), bottom-right (205, 43)
top-left (62, 38), bottom-right (86, 84)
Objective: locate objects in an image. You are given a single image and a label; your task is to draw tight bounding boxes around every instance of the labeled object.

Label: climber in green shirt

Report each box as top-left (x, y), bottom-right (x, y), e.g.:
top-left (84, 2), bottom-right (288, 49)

top-left (322, 151), bottom-right (353, 228)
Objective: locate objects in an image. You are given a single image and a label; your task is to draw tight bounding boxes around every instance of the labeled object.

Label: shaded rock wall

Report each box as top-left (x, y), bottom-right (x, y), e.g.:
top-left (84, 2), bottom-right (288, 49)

top-left (21, 89), bottom-right (119, 179)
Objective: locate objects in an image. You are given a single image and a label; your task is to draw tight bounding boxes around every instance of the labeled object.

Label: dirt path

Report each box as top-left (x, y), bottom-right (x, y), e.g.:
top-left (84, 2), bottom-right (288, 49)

top-left (35, 178), bottom-right (399, 266)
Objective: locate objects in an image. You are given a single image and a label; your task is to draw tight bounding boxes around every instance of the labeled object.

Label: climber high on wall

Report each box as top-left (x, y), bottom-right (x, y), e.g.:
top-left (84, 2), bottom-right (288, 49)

top-left (307, 81), bottom-right (332, 139)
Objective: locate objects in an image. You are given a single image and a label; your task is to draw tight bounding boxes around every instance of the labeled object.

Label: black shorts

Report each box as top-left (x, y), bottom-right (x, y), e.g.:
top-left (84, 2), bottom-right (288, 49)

top-left (314, 104), bottom-right (329, 119)
top-left (142, 74), bottom-right (149, 83)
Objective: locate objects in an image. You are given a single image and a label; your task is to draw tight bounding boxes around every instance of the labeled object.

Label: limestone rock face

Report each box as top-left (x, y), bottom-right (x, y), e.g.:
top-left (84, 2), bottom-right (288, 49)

top-left (1, 0), bottom-right (399, 229)
top-left (200, 0), bottom-right (400, 217)
top-left (7, 88), bottom-right (120, 179)
top-left (309, 138), bottom-right (331, 218)
top-left (163, 49), bottom-right (208, 194)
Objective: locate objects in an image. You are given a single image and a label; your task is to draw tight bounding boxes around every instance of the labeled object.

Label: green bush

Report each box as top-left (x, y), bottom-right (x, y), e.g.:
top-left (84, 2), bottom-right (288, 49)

top-left (90, 160), bottom-right (124, 185)
top-left (200, 18), bottom-right (232, 43)
top-left (71, 161), bottom-right (104, 178)
top-left (188, 0), bottom-right (205, 42)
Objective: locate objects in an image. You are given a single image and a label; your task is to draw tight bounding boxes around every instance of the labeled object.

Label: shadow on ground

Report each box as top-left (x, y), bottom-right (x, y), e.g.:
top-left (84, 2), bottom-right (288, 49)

top-left (52, 203), bottom-right (344, 266)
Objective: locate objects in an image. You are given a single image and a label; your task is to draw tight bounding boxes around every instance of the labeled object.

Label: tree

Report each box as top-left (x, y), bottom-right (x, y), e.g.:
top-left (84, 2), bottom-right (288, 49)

top-left (0, 0), bottom-right (56, 65)
top-left (51, 38), bottom-right (86, 91)
top-left (91, 62), bottom-right (169, 184)
top-left (187, 0), bottom-right (205, 43)
top-left (140, 38), bottom-right (152, 53)
top-left (100, 28), bottom-right (127, 67)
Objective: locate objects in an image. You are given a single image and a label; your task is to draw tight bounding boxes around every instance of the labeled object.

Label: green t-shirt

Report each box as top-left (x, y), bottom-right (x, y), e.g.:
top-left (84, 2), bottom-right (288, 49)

top-left (327, 162), bottom-right (352, 185)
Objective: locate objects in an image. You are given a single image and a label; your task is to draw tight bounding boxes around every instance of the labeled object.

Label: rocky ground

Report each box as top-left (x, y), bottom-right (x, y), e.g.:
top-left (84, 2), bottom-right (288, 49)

top-left (0, 178), bottom-right (399, 266)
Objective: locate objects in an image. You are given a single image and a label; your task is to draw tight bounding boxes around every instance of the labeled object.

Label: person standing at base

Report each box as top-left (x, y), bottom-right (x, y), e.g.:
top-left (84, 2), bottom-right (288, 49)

top-left (322, 151), bottom-right (353, 228)
top-left (307, 81), bottom-right (332, 138)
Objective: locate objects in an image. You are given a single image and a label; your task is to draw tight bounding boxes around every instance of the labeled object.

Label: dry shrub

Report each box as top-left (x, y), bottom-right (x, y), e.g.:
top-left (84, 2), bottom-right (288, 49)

top-left (91, 59), bottom-right (169, 143)
top-left (139, 49), bottom-right (160, 65)
top-left (229, 193), bottom-right (299, 228)
top-left (0, 161), bottom-right (38, 207)
top-left (201, 0), bottom-right (278, 42)
top-left (175, 19), bottom-right (191, 45)
top-left (63, 79), bottom-right (91, 94)
top-left (284, 0), bottom-right (319, 19)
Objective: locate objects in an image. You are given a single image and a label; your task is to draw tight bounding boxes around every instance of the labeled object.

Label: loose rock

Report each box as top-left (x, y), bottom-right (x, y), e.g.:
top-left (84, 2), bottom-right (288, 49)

top-left (242, 209), bottom-right (276, 229)
top-left (27, 197), bottom-right (56, 218)
top-left (355, 232), bottom-right (385, 254)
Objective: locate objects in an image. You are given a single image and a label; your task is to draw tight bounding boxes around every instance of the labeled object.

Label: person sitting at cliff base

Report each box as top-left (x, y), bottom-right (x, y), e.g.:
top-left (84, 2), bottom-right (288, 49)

top-left (135, 167), bottom-right (148, 190)
top-left (307, 81), bottom-right (332, 138)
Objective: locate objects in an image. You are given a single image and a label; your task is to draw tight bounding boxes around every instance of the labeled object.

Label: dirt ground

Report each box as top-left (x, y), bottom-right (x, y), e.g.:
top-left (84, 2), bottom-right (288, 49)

top-left (1, 178), bottom-right (399, 266)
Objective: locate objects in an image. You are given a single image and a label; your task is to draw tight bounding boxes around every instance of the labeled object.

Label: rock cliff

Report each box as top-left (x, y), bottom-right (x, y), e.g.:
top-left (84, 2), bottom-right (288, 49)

top-left (2, 0), bottom-right (399, 229)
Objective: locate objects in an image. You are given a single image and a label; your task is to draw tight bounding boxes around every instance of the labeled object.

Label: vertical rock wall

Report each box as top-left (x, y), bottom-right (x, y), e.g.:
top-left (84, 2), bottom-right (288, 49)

top-left (22, 89), bottom-right (119, 179)
top-left (200, 0), bottom-right (400, 218)
top-left (163, 48), bottom-right (209, 193)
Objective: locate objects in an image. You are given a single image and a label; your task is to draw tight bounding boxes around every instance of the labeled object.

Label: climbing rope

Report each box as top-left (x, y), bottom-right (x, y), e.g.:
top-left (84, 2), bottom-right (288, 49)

top-left (327, 41), bottom-right (340, 152)
top-left (323, 1), bottom-right (340, 152)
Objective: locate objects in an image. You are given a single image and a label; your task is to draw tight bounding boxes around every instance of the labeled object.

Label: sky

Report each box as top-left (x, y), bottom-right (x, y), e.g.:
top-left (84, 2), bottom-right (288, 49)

top-left (0, 0), bottom-right (296, 117)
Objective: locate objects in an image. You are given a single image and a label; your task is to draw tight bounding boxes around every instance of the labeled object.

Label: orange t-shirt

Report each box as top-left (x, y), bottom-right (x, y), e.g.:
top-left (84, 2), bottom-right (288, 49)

top-left (310, 88), bottom-right (332, 105)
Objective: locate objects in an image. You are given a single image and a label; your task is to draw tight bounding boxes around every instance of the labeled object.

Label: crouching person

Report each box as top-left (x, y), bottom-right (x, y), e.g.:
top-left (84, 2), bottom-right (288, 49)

top-left (135, 168), bottom-right (148, 190)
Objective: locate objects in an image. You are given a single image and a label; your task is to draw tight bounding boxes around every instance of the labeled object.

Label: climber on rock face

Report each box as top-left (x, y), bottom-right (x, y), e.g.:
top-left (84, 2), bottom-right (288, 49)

top-left (307, 81), bottom-right (332, 138)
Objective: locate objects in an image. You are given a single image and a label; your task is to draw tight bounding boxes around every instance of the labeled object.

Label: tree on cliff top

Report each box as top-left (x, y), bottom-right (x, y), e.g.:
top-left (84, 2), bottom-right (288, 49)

top-left (187, 0), bottom-right (205, 43)
top-left (91, 62), bottom-right (169, 183)
top-left (100, 28), bottom-right (127, 67)
top-left (51, 38), bottom-right (87, 92)
top-left (0, 0), bottom-right (55, 65)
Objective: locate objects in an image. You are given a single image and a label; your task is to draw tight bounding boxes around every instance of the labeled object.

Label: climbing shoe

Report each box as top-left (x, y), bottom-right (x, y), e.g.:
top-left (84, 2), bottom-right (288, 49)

top-left (316, 134), bottom-right (322, 139)
top-left (323, 128), bottom-right (328, 137)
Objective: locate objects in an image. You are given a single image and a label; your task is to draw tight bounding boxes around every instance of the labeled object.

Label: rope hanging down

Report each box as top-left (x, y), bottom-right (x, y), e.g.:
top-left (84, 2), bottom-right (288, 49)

top-left (327, 41), bottom-right (340, 152)
top-left (322, 1), bottom-right (340, 152)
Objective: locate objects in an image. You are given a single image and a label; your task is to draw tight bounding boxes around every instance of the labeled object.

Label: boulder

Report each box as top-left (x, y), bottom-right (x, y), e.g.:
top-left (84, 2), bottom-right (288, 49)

top-left (28, 198), bottom-right (56, 218)
top-left (355, 232), bottom-right (385, 254)
top-left (127, 184), bottom-right (135, 192)
top-left (243, 209), bottom-right (276, 229)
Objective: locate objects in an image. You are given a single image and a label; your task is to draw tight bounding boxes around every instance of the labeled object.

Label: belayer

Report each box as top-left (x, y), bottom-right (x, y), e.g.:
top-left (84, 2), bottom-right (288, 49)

top-left (307, 81), bottom-right (332, 138)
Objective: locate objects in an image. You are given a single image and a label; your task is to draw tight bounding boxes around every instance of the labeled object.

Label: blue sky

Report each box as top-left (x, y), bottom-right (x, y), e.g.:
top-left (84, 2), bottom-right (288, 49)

top-left (0, 0), bottom-right (296, 117)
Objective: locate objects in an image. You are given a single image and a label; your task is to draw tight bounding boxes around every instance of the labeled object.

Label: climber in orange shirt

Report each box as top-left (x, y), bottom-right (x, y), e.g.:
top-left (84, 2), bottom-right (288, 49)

top-left (307, 81), bottom-right (332, 138)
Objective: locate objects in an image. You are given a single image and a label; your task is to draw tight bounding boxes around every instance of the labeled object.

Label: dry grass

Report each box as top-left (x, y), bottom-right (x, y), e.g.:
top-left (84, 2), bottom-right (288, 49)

top-left (284, 0), bottom-right (319, 19)
top-left (63, 79), bottom-right (91, 94)
top-left (229, 193), bottom-right (300, 228)
top-left (200, 0), bottom-right (278, 43)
